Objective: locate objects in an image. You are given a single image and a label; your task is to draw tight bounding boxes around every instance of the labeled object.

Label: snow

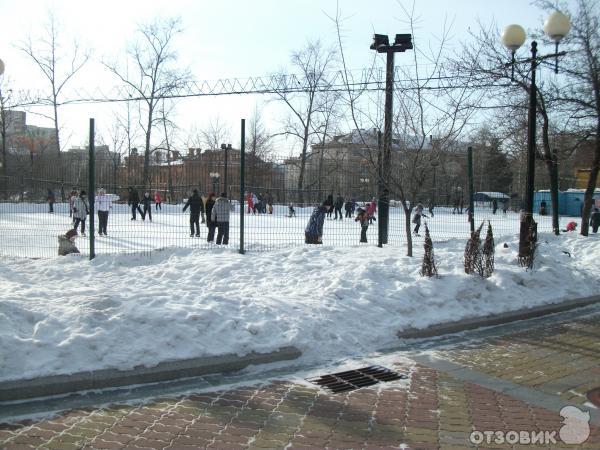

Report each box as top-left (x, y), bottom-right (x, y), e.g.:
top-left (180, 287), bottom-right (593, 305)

top-left (0, 218), bottom-right (599, 383)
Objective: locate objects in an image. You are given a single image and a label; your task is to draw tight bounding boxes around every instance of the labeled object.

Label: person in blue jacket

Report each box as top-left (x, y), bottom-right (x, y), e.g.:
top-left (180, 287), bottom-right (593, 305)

top-left (305, 201), bottom-right (332, 244)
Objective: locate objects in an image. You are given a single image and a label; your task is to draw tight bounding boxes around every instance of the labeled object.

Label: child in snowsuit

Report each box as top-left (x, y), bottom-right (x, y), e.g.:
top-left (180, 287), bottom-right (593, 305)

top-left (562, 221), bottom-right (577, 232)
top-left (154, 191), bottom-right (162, 210)
top-left (58, 229), bottom-right (80, 256)
top-left (355, 207), bottom-right (369, 243)
top-left (366, 198), bottom-right (377, 224)
top-left (412, 202), bottom-right (428, 235)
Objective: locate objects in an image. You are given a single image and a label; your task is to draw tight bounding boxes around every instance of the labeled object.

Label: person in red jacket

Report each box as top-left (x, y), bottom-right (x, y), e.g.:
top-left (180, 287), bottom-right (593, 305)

top-left (563, 221), bottom-right (577, 232)
top-left (366, 198), bottom-right (377, 224)
top-left (154, 191), bottom-right (162, 211)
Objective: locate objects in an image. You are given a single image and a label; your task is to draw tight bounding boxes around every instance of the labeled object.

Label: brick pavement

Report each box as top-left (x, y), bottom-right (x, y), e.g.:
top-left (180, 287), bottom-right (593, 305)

top-left (2, 313), bottom-right (600, 449)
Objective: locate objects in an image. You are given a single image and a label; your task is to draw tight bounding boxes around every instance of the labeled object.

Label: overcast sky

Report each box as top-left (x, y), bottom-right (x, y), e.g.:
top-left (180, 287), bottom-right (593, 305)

top-left (0, 0), bottom-right (574, 155)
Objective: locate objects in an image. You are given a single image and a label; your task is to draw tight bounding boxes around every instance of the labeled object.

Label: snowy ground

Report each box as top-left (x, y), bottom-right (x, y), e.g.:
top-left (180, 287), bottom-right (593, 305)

top-left (0, 201), bottom-right (570, 258)
top-left (0, 228), bottom-right (598, 383)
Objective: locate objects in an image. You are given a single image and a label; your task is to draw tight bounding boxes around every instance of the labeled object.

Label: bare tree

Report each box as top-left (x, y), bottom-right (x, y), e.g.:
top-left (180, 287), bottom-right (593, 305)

top-left (17, 12), bottom-right (90, 200)
top-left (245, 105), bottom-right (272, 188)
top-left (201, 116), bottom-right (231, 150)
top-left (273, 40), bottom-right (337, 202)
top-left (103, 120), bottom-right (127, 191)
top-left (0, 76), bottom-right (15, 199)
top-left (104, 17), bottom-right (190, 190)
top-left (535, 0), bottom-right (600, 236)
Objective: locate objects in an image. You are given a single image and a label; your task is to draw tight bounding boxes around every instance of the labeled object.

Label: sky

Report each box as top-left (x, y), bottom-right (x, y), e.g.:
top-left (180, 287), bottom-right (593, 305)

top-left (0, 0), bottom-right (574, 156)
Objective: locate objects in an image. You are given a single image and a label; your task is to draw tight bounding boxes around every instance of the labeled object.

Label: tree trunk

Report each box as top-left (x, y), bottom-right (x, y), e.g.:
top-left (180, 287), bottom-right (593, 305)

top-left (546, 157), bottom-right (560, 235)
top-left (143, 110), bottom-right (153, 190)
top-left (53, 101), bottom-right (64, 201)
top-left (580, 134), bottom-right (599, 236)
top-left (404, 207), bottom-right (413, 257)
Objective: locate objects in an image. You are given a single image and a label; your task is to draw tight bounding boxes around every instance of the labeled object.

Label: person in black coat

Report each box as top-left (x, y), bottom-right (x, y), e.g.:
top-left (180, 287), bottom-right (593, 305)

top-left (344, 200), bottom-right (353, 218)
top-left (47, 188), bottom-right (55, 213)
top-left (127, 187), bottom-right (143, 220)
top-left (204, 192), bottom-right (217, 242)
top-left (324, 194), bottom-right (334, 219)
top-left (183, 189), bottom-right (205, 237)
top-left (140, 192), bottom-right (153, 221)
top-left (591, 207), bottom-right (600, 233)
top-left (334, 193), bottom-right (344, 220)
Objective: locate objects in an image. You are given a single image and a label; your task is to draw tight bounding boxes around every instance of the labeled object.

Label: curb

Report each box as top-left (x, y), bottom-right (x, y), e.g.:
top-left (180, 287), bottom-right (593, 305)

top-left (397, 295), bottom-right (600, 339)
top-left (0, 346), bottom-right (302, 402)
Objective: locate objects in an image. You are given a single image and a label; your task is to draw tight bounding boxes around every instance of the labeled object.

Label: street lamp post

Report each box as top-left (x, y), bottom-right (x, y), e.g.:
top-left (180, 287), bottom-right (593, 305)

top-left (501, 11), bottom-right (570, 261)
top-left (370, 34), bottom-right (413, 246)
top-left (221, 143), bottom-right (231, 196)
top-left (210, 172), bottom-right (220, 194)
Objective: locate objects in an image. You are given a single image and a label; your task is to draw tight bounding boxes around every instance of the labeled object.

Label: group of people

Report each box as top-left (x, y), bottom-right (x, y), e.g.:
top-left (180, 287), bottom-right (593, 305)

top-left (183, 190), bottom-right (231, 244)
top-left (245, 192), bottom-right (274, 215)
top-left (304, 197), bottom-right (378, 244)
top-left (563, 207), bottom-right (600, 233)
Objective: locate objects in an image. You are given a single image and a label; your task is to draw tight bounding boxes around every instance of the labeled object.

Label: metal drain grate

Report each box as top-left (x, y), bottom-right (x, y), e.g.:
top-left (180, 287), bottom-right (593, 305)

top-left (587, 388), bottom-right (600, 407)
top-left (307, 365), bottom-right (407, 393)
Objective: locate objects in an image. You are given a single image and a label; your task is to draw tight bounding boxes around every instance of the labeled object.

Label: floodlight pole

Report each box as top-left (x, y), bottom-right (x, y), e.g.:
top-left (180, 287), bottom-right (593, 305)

top-left (379, 49), bottom-right (394, 245)
top-left (371, 34), bottom-right (412, 247)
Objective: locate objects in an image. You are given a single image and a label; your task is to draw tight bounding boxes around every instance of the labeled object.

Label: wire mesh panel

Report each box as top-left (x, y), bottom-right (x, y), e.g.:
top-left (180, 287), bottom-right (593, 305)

top-left (0, 147), bottom-right (572, 259)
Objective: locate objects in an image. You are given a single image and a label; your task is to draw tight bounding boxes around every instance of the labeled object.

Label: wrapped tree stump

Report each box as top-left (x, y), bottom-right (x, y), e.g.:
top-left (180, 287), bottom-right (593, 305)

top-left (420, 223), bottom-right (438, 277)
top-left (464, 221), bottom-right (484, 275)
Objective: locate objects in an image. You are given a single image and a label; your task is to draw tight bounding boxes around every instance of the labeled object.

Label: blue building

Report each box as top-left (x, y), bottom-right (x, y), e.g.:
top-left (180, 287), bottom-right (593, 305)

top-left (534, 189), bottom-right (600, 217)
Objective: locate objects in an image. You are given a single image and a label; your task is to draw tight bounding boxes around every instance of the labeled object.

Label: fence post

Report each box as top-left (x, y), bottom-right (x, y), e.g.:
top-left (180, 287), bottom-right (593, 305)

top-left (467, 146), bottom-right (475, 233)
top-left (377, 130), bottom-right (383, 248)
top-left (239, 119), bottom-right (245, 255)
top-left (89, 118), bottom-right (96, 260)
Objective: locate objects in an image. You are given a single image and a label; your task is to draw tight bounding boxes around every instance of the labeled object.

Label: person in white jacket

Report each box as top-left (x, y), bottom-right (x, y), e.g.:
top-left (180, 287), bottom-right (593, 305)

top-left (95, 188), bottom-right (113, 236)
top-left (211, 192), bottom-right (231, 245)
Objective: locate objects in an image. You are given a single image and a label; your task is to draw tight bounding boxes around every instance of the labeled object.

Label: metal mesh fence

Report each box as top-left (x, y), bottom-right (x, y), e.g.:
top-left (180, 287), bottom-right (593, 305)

top-left (0, 146), bottom-right (573, 258)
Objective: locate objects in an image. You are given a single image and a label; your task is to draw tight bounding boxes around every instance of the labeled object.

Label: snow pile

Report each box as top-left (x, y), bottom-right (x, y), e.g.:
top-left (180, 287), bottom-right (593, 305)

top-left (0, 232), bottom-right (598, 382)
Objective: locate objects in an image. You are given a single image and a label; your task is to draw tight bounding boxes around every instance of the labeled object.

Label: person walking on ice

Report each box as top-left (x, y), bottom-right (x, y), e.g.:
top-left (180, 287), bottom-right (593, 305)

top-left (211, 192), bottom-right (231, 245)
top-left (47, 188), bottom-right (55, 213)
top-left (140, 192), bottom-right (153, 221)
top-left (127, 187), bottom-right (143, 220)
top-left (154, 190), bottom-right (162, 211)
top-left (288, 203), bottom-right (296, 217)
top-left (72, 190), bottom-right (89, 236)
top-left (334, 193), bottom-right (344, 220)
top-left (95, 188), bottom-right (112, 236)
top-left (183, 189), bottom-right (205, 237)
